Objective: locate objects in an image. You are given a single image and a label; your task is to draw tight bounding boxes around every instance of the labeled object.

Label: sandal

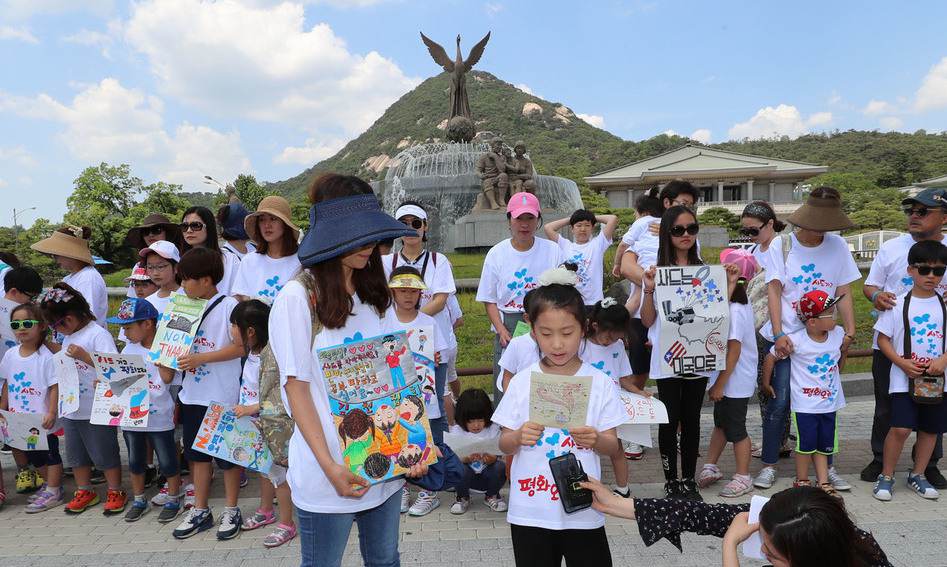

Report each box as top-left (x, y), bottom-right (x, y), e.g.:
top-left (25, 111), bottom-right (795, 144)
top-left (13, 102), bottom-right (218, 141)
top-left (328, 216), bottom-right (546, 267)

top-left (792, 479), bottom-right (812, 488)
top-left (262, 523), bottom-right (297, 548)
top-left (820, 482), bottom-right (842, 499)
top-left (242, 508), bottom-right (276, 530)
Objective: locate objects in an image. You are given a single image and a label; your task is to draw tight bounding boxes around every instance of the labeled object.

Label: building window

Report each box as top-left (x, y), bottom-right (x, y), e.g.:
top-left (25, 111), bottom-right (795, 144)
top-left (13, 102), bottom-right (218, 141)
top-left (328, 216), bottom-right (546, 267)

top-left (723, 185), bottom-right (742, 202)
top-left (699, 186), bottom-right (714, 203)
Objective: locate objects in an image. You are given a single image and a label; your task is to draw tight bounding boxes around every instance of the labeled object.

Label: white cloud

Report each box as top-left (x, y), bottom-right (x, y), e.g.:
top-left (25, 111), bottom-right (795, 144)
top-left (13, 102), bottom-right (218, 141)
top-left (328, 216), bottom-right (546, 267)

top-left (163, 123), bottom-right (252, 186)
top-left (0, 0), bottom-right (113, 21)
top-left (577, 113), bottom-right (605, 128)
top-left (515, 83), bottom-right (541, 98)
top-left (275, 137), bottom-right (346, 165)
top-left (485, 2), bottom-right (504, 16)
top-left (827, 91), bottom-right (842, 106)
top-left (915, 56), bottom-right (947, 112)
top-left (689, 128), bottom-right (711, 144)
top-left (62, 23), bottom-right (119, 58)
top-left (0, 25), bottom-right (38, 43)
top-left (124, 0), bottom-right (419, 137)
top-left (879, 116), bottom-right (904, 131)
top-left (863, 99), bottom-right (897, 116)
top-left (0, 146), bottom-right (36, 167)
top-left (727, 104), bottom-right (832, 140)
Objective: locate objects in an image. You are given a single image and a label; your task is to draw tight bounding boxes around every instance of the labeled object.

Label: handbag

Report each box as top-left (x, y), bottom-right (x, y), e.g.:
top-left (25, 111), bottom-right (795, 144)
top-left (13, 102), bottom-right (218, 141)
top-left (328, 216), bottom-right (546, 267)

top-left (902, 291), bottom-right (946, 405)
top-left (747, 236), bottom-right (792, 331)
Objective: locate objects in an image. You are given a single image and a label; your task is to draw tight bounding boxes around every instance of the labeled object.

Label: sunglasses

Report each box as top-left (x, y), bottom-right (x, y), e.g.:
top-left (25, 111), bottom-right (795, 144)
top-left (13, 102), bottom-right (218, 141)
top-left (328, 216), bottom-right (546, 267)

top-left (143, 226), bottom-right (165, 236)
top-left (912, 264), bottom-right (947, 277)
top-left (179, 221), bottom-right (206, 232)
top-left (669, 223), bottom-right (700, 237)
top-left (10, 319), bottom-right (40, 330)
top-left (739, 224), bottom-right (765, 237)
top-left (400, 218), bottom-right (424, 230)
top-left (903, 207), bottom-right (932, 218)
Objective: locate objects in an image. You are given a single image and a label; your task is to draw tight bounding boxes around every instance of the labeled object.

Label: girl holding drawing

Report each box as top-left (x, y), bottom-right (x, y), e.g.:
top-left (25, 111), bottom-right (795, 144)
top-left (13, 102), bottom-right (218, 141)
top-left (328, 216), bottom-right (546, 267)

top-left (448, 388), bottom-right (506, 515)
top-left (494, 266), bottom-right (626, 567)
top-left (0, 303), bottom-right (62, 512)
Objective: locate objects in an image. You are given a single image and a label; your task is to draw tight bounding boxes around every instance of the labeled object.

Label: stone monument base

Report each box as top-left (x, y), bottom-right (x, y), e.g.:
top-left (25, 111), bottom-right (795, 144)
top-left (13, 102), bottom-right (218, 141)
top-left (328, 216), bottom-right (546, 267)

top-left (451, 210), bottom-right (568, 252)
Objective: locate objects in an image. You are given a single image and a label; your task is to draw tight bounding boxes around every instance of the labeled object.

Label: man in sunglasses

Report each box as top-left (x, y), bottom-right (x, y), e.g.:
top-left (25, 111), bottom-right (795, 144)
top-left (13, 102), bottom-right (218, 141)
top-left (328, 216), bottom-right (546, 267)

top-left (0, 267), bottom-right (43, 362)
top-left (862, 187), bottom-right (947, 488)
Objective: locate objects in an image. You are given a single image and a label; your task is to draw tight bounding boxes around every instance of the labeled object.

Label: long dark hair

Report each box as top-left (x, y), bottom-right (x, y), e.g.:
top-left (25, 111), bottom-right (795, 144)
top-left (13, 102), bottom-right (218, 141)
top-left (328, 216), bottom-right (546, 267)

top-left (760, 486), bottom-right (882, 566)
top-left (656, 206), bottom-right (702, 267)
top-left (307, 173), bottom-right (391, 329)
top-left (181, 206), bottom-right (221, 253)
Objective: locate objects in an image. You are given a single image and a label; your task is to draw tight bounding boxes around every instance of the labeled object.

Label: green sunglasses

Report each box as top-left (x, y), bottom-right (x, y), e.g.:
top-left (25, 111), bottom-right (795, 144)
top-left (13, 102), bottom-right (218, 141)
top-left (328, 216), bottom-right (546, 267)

top-left (10, 319), bottom-right (41, 330)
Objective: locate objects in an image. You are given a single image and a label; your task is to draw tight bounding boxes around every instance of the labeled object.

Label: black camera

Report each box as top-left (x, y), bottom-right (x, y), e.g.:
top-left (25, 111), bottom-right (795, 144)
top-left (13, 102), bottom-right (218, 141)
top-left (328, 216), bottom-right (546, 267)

top-left (548, 453), bottom-right (592, 514)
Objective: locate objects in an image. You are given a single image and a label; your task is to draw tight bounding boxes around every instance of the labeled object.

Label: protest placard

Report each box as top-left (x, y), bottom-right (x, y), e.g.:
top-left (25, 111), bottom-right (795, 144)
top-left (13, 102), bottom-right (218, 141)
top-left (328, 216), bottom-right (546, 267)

top-left (0, 410), bottom-right (48, 451)
top-left (53, 350), bottom-right (80, 417)
top-left (528, 372), bottom-right (592, 430)
top-left (406, 325), bottom-right (439, 419)
top-left (149, 295), bottom-right (208, 370)
top-left (191, 402), bottom-right (272, 473)
top-left (90, 377), bottom-right (150, 428)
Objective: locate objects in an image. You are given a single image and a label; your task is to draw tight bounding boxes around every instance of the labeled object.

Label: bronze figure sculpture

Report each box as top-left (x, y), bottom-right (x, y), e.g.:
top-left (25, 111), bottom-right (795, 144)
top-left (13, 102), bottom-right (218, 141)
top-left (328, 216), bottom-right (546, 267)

top-left (420, 31), bottom-right (491, 120)
top-left (475, 138), bottom-right (509, 211)
top-left (507, 141), bottom-right (537, 195)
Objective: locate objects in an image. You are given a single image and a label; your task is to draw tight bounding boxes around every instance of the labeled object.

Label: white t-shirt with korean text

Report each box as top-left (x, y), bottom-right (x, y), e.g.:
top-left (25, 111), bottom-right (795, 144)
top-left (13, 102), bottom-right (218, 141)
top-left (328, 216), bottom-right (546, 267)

top-left (62, 322), bottom-right (118, 420)
top-left (477, 238), bottom-right (561, 314)
top-left (557, 232), bottom-right (611, 306)
top-left (775, 327), bottom-right (846, 413)
top-left (232, 253), bottom-right (301, 304)
top-left (177, 293), bottom-right (241, 407)
top-left (0, 345), bottom-right (57, 415)
top-left (874, 293), bottom-right (947, 394)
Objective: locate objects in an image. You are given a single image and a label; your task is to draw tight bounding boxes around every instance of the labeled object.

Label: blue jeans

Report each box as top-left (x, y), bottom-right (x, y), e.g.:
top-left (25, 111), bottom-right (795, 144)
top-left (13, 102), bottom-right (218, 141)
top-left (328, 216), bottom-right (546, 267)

top-left (429, 362), bottom-right (448, 445)
top-left (296, 489), bottom-right (402, 567)
top-left (457, 460), bottom-right (506, 499)
top-left (761, 339), bottom-right (791, 466)
top-left (123, 429), bottom-right (179, 477)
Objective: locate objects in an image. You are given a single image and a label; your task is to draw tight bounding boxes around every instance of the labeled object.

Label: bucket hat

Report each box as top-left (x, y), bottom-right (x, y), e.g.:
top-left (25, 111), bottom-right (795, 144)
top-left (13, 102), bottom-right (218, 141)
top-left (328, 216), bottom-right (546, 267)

top-left (786, 190), bottom-right (853, 232)
top-left (245, 196), bottom-right (300, 245)
top-left (297, 194), bottom-right (415, 267)
top-left (30, 228), bottom-right (93, 265)
top-left (125, 213), bottom-right (181, 248)
top-left (220, 203), bottom-right (250, 240)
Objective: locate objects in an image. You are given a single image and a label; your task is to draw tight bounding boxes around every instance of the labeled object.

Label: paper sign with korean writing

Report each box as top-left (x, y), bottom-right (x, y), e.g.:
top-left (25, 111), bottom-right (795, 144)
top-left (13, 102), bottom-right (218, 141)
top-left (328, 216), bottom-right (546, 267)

top-left (528, 372), bottom-right (591, 430)
top-left (149, 294), bottom-right (207, 370)
top-left (53, 350), bottom-right (80, 417)
top-left (316, 331), bottom-right (438, 485)
top-left (90, 377), bottom-right (150, 428)
top-left (654, 265), bottom-right (730, 375)
top-left (406, 325), bottom-right (440, 420)
top-left (92, 352), bottom-right (148, 392)
top-left (191, 402), bottom-right (272, 473)
top-left (0, 410), bottom-right (48, 451)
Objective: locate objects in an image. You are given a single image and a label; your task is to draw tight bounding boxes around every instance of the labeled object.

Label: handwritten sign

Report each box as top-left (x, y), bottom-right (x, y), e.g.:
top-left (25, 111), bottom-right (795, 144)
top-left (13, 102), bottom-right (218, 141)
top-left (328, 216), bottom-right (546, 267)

top-left (149, 294), bottom-right (207, 369)
top-left (191, 402), bottom-right (272, 473)
top-left (53, 350), bottom-right (80, 417)
top-left (528, 372), bottom-right (591, 430)
top-left (0, 410), bottom-right (48, 451)
top-left (654, 265), bottom-right (730, 375)
top-left (90, 377), bottom-right (150, 428)
top-left (316, 331), bottom-right (438, 485)
top-left (406, 326), bottom-right (440, 419)
top-left (92, 352), bottom-right (148, 393)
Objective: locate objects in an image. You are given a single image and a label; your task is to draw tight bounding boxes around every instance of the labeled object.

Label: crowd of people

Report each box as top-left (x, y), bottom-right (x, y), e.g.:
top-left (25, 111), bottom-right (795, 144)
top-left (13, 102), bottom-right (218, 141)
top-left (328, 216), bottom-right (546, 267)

top-left (4, 172), bottom-right (944, 566)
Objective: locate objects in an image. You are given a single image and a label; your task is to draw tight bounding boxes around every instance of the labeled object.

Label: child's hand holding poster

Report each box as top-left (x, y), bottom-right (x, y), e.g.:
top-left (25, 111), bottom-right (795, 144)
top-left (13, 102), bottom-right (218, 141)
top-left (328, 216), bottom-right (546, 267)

top-left (53, 350), bottom-right (80, 417)
top-left (149, 295), bottom-right (208, 370)
top-left (191, 402), bottom-right (273, 473)
top-left (0, 410), bottom-right (48, 451)
top-left (655, 265), bottom-right (730, 375)
top-left (406, 325), bottom-right (440, 420)
top-left (528, 372), bottom-right (591, 430)
top-left (317, 331), bottom-right (438, 485)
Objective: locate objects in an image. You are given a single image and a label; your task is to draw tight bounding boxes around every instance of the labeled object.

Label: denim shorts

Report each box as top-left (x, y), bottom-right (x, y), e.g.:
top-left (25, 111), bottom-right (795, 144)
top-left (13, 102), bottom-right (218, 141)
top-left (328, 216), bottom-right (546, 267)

top-left (123, 429), bottom-right (180, 476)
top-left (62, 418), bottom-right (121, 470)
top-left (180, 403), bottom-right (236, 469)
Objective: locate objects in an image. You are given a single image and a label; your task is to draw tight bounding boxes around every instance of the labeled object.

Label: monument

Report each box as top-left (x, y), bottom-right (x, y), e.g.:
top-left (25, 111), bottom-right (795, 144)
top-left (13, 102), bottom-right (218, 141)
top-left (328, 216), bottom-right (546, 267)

top-left (371, 32), bottom-right (583, 252)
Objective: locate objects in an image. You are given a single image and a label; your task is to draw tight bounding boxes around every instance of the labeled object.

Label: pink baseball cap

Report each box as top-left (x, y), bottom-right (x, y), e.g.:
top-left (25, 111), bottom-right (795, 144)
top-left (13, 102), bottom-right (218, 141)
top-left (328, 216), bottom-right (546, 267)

top-left (139, 240), bottom-right (181, 263)
top-left (719, 248), bottom-right (759, 281)
top-left (506, 192), bottom-right (541, 219)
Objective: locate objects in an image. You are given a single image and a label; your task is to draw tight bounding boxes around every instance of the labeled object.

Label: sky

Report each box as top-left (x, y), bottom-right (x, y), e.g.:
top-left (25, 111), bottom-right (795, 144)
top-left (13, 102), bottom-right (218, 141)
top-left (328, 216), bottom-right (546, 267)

top-left (2, 0), bottom-right (947, 224)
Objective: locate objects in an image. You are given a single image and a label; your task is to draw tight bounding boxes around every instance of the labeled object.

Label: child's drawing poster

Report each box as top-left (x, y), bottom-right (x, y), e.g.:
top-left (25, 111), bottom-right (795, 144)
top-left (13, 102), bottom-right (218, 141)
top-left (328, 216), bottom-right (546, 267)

top-left (191, 402), bottom-right (272, 473)
top-left (616, 391), bottom-right (668, 448)
top-left (90, 376), bottom-right (150, 428)
top-left (528, 372), bottom-right (591, 430)
top-left (0, 410), bottom-right (48, 451)
top-left (53, 350), bottom-right (80, 417)
top-left (91, 352), bottom-right (148, 392)
top-left (654, 265), bottom-right (730, 375)
top-left (317, 331), bottom-right (438, 485)
top-left (406, 325), bottom-right (440, 420)
top-left (149, 294), bottom-right (207, 370)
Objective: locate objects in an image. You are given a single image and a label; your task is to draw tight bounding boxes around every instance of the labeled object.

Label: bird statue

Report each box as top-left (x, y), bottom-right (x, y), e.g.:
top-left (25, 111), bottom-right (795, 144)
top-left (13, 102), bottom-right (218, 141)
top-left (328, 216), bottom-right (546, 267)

top-left (420, 31), bottom-right (491, 120)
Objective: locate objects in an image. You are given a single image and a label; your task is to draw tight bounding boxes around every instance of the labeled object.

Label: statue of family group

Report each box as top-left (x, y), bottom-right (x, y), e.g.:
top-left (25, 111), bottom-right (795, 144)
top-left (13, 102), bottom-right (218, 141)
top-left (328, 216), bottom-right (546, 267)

top-left (474, 139), bottom-right (537, 211)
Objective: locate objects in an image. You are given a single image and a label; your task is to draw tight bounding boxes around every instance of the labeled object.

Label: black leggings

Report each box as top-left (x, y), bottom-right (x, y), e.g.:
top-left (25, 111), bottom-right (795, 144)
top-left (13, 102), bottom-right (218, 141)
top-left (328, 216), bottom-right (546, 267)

top-left (657, 376), bottom-right (708, 481)
top-left (511, 524), bottom-right (612, 567)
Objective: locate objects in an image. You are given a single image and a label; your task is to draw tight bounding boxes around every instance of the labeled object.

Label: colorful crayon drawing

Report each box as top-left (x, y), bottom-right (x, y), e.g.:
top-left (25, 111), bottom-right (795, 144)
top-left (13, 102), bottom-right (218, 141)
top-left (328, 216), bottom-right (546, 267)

top-left (90, 376), bottom-right (150, 428)
top-left (406, 325), bottom-right (440, 419)
top-left (0, 410), bottom-right (49, 451)
top-left (149, 294), bottom-right (207, 370)
top-left (317, 331), bottom-right (438, 485)
top-left (191, 402), bottom-right (272, 473)
top-left (53, 350), bottom-right (80, 417)
top-left (528, 372), bottom-right (592, 430)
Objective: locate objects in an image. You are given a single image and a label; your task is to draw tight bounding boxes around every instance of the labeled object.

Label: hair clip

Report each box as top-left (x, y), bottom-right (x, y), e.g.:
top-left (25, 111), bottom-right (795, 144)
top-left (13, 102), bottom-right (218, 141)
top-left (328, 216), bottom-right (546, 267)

top-left (600, 297), bottom-right (618, 308)
top-left (38, 288), bottom-right (73, 304)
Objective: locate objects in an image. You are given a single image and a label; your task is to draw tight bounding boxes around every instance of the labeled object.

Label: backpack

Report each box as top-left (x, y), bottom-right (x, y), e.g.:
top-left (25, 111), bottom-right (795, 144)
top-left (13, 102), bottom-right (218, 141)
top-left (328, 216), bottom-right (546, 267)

top-left (747, 235), bottom-right (792, 331)
top-left (257, 270), bottom-right (322, 467)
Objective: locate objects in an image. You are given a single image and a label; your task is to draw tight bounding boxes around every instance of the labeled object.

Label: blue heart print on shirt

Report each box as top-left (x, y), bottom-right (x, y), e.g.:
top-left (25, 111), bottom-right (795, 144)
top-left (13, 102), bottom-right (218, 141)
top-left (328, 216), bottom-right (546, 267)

top-left (258, 275), bottom-right (285, 299)
top-left (902, 276), bottom-right (914, 287)
top-left (344, 332), bottom-right (364, 344)
top-left (591, 360), bottom-right (611, 376)
top-left (793, 263), bottom-right (820, 291)
top-left (3, 339), bottom-right (14, 349)
top-left (910, 314), bottom-right (943, 356)
top-left (810, 352), bottom-right (839, 403)
top-left (11, 371), bottom-right (31, 411)
top-left (506, 269), bottom-right (534, 298)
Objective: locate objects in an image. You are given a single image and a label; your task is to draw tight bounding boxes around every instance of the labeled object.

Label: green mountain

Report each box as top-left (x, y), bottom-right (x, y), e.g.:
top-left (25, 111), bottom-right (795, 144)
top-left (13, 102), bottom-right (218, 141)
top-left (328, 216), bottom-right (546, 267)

top-left (266, 70), bottom-right (947, 200)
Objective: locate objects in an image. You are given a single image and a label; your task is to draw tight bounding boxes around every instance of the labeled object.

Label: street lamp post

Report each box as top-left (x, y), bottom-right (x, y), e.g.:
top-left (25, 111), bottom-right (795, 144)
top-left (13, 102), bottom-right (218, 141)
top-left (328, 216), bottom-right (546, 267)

top-left (12, 206), bottom-right (36, 255)
top-left (203, 175), bottom-right (226, 190)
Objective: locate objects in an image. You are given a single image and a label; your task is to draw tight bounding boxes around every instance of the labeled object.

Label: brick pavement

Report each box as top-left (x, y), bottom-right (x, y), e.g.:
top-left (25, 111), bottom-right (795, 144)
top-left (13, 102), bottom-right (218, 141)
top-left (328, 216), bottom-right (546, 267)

top-left (1, 396), bottom-right (945, 567)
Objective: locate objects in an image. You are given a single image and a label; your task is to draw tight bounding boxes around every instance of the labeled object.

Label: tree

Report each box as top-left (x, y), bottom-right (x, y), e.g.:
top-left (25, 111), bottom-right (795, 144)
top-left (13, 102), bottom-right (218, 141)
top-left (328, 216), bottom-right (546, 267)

top-left (233, 174), bottom-right (268, 211)
top-left (64, 163), bottom-right (141, 262)
top-left (698, 207), bottom-right (741, 237)
top-left (807, 172), bottom-right (904, 215)
top-left (848, 201), bottom-right (905, 232)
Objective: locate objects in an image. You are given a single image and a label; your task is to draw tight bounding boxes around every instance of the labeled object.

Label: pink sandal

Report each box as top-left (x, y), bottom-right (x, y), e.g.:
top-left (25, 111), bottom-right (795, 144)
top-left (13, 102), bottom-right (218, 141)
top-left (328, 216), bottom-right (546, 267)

top-left (262, 523), bottom-right (297, 548)
top-left (242, 508), bottom-right (276, 530)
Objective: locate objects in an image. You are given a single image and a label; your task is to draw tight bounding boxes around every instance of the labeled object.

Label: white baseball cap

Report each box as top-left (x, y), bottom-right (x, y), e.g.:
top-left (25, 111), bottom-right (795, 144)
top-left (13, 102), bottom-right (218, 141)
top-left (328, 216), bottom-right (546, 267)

top-left (139, 240), bottom-right (181, 263)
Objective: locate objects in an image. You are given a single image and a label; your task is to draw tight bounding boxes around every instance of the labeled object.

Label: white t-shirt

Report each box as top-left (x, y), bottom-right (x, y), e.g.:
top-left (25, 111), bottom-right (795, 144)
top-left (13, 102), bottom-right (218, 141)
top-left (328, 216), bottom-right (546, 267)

top-left (62, 322), bottom-right (118, 420)
top-left (477, 238), bottom-right (561, 314)
top-left (775, 328), bottom-right (846, 413)
top-left (383, 251), bottom-right (458, 350)
top-left (145, 288), bottom-right (184, 318)
top-left (580, 339), bottom-right (632, 387)
top-left (865, 234), bottom-right (947, 349)
top-left (497, 333), bottom-right (540, 392)
top-left (177, 293), bottom-right (241, 407)
top-left (558, 232), bottom-right (611, 306)
top-left (63, 265), bottom-right (108, 329)
top-left (0, 296), bottom-right (19, 362)
top-left (491, 362), bottom-right (627, 530)
top-left (759, 234), bottom-right (860, 341)
top-left (121, 342), bottom-right (175, 432)
top-left (287, 294), bottom-right (404, 514)
top-left (216, 249), bottom-right (241, 298)
top-left (874, 293), bottom-right (947, 394)
top-left (240, 352), bottom-right (261, 407)
top-left (269, 279), bottom-right (315, 414)
top-left (707, 303), bottom-right (758, 398)
top-left (232, 252), bottom-right (301, 304)
top-left (446, 293), bottom-right (463, 326)
top-left (0, 345), bottom-right (57, 415)
top-left (622, 215), bottom-right (661, 268)
top-left (646, 291), bottom-right (720, 381)
top-left (221, 240), bottom-right (256, 259)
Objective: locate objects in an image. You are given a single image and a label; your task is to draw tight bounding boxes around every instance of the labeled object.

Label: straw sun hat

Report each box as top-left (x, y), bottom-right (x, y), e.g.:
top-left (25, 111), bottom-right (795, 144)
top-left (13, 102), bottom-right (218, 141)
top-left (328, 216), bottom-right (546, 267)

top-left (244, 196), bottom-right (300, 245)
top-left (31, 226), bottom-right (94, 265)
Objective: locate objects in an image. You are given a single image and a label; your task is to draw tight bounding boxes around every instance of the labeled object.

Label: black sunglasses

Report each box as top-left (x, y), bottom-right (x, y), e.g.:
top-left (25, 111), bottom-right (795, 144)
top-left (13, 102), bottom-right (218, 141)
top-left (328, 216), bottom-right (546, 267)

top-left (912, 264), bottom-right (947, 277)
top-left (400, 218), bottom-right (423, 230)
top-left (739, 224), bottom-right (765, 237)
top-left (903, 207), bottom-right (932, 217)
top-left (143, 226), bottom-right (165, 236)
top-left (179, 221), bottom-right (206, 232)
top-left (669, 223), bottom-right (700, 237)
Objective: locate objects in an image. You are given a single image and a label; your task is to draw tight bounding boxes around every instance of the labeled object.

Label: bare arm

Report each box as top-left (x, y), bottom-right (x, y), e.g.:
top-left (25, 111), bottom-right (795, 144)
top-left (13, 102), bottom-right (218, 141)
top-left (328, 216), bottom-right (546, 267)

top-left (543, 217), bottom-right (570, 242)
top-left (621, 251), bottom-right (645, 285)
top-left (709, 339), bottom-right (741, 401)
top-left (837, 284), bottom-right (857, 339)
top-left (864, 284), bottom-right (897, 311)
top-left (760, 353), bottom-right (776, 398)
top-left (596, 214), bottom-right (619, 241)
top-left (640, 267), bottom-right (657, 328)
top-left (485, 302), bottom-right (511, 347)
top-left (612, 242), bottom-right (630, 277)
top-left (420, 292), bottom-right (448, 317)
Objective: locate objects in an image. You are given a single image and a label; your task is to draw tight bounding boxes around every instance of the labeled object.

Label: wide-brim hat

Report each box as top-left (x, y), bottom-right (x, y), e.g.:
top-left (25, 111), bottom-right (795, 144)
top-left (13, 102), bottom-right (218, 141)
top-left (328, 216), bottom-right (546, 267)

top-left (125, 213), bottom-right (181, 248)
top-left (297, 194), bottom-right (416, 267)
top-left (30, 230), bottom-right (93, 265)
top-left (786, 192), bottom-right (853, 232)
top-left (245, 196), bottom-right (300, 245)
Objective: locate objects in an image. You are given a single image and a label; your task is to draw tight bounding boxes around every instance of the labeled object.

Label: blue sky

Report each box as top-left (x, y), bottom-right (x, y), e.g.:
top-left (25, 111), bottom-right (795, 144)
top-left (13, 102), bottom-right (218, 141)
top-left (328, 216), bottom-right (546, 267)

top-left (2, 0), bottom-right (947, 224)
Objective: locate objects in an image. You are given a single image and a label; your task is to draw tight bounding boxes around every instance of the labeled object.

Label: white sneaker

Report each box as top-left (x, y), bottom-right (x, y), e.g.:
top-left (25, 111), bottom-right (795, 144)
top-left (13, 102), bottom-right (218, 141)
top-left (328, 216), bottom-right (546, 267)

top-left (408, 491), bottom-right (440, 516)
top-left (400, 487), bottom-right (410, 514)
top-left (624, 442), bottom-right (644, 460)
top-left (183, 483), bottom-right (196, 510)
top-left (827, 467), bottom-right (852, 491)
top-left (450, 498), bottom-right (469, 515)
top-left (753, 466), bottom-right (778, 489)
top-left (150, 482), bottom-right (171, 506)
top-left (484, 495), bottom-right (507, 512)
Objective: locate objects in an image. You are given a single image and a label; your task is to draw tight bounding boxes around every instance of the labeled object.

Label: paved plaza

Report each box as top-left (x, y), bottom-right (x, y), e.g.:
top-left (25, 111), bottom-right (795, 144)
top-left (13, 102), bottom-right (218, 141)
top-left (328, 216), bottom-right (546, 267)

top-left (1, 395), bottom-right (945, 566)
